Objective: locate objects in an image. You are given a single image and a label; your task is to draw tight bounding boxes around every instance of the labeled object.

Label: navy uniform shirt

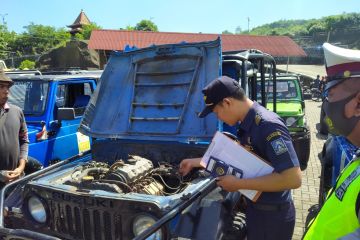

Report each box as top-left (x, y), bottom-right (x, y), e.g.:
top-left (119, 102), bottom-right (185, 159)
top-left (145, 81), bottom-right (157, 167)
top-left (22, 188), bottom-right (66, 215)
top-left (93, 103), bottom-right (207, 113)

top-left (237, 102), bottom-right (299, 204)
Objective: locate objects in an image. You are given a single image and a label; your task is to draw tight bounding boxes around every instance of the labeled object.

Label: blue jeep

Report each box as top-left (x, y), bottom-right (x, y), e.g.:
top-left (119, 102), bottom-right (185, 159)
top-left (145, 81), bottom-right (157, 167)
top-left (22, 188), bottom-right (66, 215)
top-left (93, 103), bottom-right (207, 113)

top-left (7, 74), bottom-right (99, 167)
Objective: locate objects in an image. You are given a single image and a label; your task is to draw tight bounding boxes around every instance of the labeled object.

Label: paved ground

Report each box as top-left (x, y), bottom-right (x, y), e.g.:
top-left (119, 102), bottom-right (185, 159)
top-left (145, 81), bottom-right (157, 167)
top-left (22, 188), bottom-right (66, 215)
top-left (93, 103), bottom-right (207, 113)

top-left (292, 100), bottom-right (327, 240)
top-left (277, 64), bottom-right (326, 79)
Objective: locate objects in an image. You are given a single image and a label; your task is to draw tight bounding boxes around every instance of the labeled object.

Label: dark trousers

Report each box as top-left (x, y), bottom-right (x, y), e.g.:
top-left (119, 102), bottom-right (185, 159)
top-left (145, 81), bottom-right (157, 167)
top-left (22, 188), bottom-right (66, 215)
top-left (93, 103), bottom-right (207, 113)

top-left (246, 201), bottom-right (296, 240)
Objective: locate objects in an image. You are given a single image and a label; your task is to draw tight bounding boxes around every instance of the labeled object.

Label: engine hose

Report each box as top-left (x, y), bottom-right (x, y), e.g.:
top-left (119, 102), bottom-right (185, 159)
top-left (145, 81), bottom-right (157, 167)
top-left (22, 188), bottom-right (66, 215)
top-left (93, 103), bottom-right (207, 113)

top-left (109, 161), bottom-right (125, 171)
top-left (95, 179), bottom-right (132, 193)
top-left (152, 174), bottom-right (181, 190)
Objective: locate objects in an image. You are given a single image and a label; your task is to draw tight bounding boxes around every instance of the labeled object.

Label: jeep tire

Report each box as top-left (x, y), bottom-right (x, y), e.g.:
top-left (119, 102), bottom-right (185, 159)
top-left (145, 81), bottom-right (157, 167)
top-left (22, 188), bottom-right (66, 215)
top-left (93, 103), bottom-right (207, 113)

top-left (24, 156), bottom-right (43, 175)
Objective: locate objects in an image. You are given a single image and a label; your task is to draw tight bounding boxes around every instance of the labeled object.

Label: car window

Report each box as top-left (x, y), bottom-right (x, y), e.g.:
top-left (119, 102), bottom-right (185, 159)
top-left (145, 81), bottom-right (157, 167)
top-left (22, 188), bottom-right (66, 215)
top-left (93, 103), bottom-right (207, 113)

top-left (56, 84), bottom-right (66, 108)
top-left (9, 80), bottom-right (49, 116)
top-left (56, 82), bottom-right (94, 117)
top-left (257, 79), bottom-right (299, 101)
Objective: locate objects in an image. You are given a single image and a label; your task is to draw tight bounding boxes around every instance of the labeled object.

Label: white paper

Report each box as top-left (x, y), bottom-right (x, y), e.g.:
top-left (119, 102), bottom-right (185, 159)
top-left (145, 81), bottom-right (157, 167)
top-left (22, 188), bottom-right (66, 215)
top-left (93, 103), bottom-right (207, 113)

top-left (201, 131), bottom-right (274, 202)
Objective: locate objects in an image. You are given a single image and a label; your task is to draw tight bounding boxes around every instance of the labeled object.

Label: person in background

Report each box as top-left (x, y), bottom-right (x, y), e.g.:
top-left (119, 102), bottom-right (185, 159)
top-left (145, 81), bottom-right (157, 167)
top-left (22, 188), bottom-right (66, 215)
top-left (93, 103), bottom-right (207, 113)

top-left (179, 76), bottom-right (302, 240)
top-left (0, 70), bottom-right (29, 188)
top-left (311, 74), bottom-right (321, 89)
top-left (303, 43), bottom-right (360, 239)
top-left (319, 76), bottom-right (326, 92)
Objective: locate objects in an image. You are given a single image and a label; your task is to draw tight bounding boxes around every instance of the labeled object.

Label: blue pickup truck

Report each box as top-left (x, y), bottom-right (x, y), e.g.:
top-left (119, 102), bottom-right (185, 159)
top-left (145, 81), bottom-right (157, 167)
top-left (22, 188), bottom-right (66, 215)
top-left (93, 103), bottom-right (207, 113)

top-left (7, 73), bottom-right (99, 167)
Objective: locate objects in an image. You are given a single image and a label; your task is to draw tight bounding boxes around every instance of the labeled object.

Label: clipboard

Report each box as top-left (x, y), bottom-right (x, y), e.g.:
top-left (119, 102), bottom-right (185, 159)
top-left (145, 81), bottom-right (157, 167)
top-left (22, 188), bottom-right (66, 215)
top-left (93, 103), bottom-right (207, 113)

top-left (201, 131), bottom-right (274, 202)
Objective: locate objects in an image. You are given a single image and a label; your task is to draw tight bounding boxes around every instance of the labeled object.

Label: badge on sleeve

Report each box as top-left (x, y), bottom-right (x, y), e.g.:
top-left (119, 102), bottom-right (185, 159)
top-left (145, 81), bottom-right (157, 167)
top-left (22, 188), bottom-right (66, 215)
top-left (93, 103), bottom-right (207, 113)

top-left (270, 138), bottom-right (288, 155)
top-left (255, 114), bottom-right (262, 125)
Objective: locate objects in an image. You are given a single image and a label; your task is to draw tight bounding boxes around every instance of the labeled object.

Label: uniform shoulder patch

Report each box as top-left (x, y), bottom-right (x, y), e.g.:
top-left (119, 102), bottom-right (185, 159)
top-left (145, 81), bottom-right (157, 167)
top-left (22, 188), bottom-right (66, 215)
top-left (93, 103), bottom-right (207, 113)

top-left (255, 114), bottom-right (262, 125)
top-left (270, 138), bottom-right (288, 155)
top-left (266, 131), bottom-right (281, 141)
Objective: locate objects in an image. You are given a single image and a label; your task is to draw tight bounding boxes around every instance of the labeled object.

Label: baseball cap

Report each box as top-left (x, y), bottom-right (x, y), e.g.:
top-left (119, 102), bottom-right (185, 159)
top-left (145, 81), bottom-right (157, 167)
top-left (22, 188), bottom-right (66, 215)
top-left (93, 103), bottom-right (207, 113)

top-left (323, 43), bottom-right (360, 91)
top-left (198, 76), bottom-right (241, 118)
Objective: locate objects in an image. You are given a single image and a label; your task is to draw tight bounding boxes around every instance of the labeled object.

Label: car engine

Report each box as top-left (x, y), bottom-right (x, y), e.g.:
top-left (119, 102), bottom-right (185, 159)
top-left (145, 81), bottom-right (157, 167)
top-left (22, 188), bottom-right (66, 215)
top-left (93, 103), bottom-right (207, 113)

top-left (64, 155), bottom-right (189, 196)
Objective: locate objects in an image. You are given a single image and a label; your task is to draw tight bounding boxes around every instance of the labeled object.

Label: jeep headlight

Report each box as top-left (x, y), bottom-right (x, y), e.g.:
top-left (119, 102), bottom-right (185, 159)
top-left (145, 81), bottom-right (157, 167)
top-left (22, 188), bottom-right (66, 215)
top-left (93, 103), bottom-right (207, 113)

top-left (285, 117), bottom-right (297, 127)
top-left (27, 196), bottom-right (47, 223)
top-left (133, 214), bottom-right (162, 239)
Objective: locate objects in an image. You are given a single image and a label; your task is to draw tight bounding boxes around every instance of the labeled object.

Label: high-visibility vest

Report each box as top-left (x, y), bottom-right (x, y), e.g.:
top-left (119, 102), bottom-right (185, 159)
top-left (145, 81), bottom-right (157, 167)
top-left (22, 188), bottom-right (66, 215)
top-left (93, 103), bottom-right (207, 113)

top-left (303, 157), bottom-right (360, 240)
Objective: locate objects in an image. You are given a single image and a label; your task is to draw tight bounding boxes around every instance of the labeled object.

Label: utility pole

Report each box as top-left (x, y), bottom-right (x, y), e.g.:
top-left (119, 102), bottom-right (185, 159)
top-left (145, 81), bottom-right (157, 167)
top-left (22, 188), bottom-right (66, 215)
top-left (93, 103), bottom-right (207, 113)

top-left (247, 17), bottom-right (250, 33)
top-left (0, 13), bottom-right (8, 25)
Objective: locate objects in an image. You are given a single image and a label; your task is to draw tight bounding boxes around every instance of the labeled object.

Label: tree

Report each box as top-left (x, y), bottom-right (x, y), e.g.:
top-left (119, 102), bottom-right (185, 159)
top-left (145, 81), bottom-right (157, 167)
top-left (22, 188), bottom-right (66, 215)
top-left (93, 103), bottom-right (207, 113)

top-left (78, 23), bottom-right (102, 40)
top-left (134, 20), bottom-right (158, 32)
top-left (0, 24), bottom-right (16, 59)
top-left (222, 30), bottom-right (233, 34)
top-left (11, 23), bottom-right (70, 55)
top-left (125, 25), bottom-right (135, 30)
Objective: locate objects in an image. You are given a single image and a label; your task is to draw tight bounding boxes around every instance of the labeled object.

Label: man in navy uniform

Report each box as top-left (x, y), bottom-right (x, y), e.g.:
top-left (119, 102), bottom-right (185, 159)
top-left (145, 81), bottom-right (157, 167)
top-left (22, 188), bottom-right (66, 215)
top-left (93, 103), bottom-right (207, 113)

top-left (179, 76), bottom-right (302, 240)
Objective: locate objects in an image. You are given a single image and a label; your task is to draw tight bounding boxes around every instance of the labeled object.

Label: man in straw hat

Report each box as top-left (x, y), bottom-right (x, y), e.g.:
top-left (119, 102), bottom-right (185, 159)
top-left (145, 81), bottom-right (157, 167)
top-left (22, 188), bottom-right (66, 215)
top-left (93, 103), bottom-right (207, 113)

top-left (0, 71), bottom-right (28, 188)
top-left (303, 43), bottom-right (360, 239)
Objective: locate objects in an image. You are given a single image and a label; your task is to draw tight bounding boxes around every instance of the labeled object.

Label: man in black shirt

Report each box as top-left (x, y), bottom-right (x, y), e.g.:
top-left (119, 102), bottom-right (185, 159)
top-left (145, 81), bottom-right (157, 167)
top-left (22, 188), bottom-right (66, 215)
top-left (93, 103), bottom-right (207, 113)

top-left (0, 71), bottom-right (28, 186)
top-left (311, 74), bottom-right (321, 89)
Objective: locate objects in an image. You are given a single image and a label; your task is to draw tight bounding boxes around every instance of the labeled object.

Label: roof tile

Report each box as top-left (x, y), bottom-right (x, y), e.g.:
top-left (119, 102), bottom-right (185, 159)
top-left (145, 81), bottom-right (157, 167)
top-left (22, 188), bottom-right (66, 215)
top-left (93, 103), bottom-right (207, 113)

top-left (88, 30), bottom-right (306, 57)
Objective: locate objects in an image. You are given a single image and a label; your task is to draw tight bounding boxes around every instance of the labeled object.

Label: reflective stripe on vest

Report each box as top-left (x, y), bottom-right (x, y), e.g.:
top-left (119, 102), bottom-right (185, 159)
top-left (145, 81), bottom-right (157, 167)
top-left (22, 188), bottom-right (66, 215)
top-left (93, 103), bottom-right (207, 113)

top-left (304, 158), bottom-right (360, 240)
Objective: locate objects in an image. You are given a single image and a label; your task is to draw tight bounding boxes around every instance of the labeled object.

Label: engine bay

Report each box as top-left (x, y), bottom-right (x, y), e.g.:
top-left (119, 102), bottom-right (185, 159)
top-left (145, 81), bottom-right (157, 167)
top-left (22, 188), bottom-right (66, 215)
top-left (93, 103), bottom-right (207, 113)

top-left (64, 155), bottom-right (194, 196)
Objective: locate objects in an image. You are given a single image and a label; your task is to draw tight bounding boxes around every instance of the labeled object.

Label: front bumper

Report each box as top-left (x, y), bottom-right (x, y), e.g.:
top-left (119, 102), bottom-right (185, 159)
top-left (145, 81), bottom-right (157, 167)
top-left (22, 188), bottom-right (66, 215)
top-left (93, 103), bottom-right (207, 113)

top-left (0, 227), bottom-right (60, 240)
top-left (290, 128), bottom-right (311, 170)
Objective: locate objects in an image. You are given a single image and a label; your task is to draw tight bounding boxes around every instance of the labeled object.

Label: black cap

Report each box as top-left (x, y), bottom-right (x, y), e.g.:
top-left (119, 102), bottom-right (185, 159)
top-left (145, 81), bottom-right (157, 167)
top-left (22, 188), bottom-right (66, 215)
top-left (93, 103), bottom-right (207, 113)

top-left (198, 76), bottom-right (240, 118)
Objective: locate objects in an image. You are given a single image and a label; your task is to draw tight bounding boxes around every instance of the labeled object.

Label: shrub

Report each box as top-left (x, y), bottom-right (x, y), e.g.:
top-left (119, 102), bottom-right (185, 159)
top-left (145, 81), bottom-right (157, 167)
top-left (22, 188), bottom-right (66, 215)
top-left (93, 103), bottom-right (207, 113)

top-left (19, 59), bottom-right (35, 70)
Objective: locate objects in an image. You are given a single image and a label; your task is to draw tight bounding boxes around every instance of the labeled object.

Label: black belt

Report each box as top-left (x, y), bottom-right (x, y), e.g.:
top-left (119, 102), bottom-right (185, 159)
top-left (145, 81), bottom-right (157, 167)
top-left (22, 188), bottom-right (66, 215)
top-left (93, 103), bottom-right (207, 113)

top-left (250, 202), bottom-right (291, 211)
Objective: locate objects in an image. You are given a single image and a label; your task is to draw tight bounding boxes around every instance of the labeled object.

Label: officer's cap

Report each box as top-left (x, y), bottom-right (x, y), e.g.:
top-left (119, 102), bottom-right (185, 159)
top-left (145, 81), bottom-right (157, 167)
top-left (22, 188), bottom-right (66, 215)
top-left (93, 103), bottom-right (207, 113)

top-left (198, 76), bottom-right (241, 118)
top-left (323, 43), bottom-right (360, 90)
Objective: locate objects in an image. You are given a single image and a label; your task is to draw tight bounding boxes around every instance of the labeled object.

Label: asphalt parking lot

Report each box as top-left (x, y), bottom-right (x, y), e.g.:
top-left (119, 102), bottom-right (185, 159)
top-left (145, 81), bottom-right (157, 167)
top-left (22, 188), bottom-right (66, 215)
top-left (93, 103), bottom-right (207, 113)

top-left (292, 100), bottom-right (327, 240)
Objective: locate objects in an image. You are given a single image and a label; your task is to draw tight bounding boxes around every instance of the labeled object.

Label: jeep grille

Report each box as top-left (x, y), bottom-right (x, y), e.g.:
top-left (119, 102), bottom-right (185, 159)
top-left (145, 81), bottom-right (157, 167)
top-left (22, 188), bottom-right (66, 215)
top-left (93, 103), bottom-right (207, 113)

top-left (50, 201), bottom-right (123, 240)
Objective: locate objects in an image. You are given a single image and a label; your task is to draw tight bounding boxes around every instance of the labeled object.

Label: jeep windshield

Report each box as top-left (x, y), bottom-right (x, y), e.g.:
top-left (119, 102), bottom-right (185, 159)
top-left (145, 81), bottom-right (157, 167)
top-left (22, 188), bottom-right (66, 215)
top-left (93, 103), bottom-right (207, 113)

top-left (8, 80), bottom-right (49, 116)
top-left (257, 79), bottom-right (300, 102)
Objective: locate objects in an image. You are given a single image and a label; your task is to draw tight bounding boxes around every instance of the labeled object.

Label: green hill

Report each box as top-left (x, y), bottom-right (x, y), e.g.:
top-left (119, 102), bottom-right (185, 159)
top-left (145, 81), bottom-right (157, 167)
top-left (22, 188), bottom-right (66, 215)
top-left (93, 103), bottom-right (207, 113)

top-left (247, 12), bottom-right (360, 49)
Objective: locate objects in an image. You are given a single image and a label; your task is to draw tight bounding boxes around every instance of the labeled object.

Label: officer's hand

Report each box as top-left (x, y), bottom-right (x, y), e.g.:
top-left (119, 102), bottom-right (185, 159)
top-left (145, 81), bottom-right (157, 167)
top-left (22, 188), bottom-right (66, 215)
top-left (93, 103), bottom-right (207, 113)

top-left (179, 158), bottom-right (201, 176)
top-left (216, 175), bottom-right (240, 192)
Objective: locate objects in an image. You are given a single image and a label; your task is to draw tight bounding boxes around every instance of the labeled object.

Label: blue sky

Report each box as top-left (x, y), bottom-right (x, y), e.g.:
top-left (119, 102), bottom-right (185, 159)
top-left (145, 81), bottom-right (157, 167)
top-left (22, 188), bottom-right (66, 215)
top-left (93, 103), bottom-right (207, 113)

top-left (2, 0), bottom-right (360, 34)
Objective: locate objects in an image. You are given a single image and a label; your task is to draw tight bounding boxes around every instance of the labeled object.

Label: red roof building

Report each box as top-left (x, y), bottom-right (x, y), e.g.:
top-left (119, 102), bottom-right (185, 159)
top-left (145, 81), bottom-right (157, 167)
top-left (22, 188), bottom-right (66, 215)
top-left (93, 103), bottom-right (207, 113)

top-left (88, 30), bottom-right (306, 57)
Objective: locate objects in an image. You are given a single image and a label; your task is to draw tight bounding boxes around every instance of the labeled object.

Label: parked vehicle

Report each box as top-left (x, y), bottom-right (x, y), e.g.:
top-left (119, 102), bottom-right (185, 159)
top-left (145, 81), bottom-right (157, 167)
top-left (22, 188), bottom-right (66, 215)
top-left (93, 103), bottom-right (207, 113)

top-left (7, 73), bottom-right (99, 168)
top-left (310, 88), bottom-right (323, 102)
top-left (256, 74), bottom-right (311, 170)
top-left (0, 39), bottom-right (280, 240)
top-left (302, 86), bottom-right (312, 100)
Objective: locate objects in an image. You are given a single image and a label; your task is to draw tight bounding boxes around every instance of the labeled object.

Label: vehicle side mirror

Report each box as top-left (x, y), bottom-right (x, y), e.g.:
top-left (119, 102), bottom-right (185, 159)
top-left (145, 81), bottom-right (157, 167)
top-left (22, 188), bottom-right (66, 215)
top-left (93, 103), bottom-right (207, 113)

top-left (57, 108), bottom-right (75, 121)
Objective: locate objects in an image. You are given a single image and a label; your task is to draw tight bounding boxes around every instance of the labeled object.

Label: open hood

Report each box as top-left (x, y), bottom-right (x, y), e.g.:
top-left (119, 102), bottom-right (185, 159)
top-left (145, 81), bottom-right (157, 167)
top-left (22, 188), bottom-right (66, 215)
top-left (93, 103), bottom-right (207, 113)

top-left (79, 39), bottom-right (221, 143)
